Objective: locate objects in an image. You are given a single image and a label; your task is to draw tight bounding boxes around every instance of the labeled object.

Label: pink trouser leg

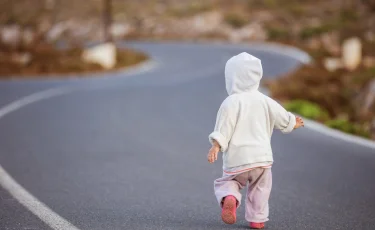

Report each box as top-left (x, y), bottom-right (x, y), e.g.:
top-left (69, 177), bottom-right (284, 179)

top-left (214, 168), bottom-right (272, 222)
top-left (245, 168), bottom-right (272, 223)
top-left (214, 172), bottom-right (248, 207)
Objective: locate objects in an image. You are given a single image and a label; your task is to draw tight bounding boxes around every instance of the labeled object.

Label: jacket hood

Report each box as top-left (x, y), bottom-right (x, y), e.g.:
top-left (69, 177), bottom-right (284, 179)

top-left (225, 52), bottom-right (263, 95)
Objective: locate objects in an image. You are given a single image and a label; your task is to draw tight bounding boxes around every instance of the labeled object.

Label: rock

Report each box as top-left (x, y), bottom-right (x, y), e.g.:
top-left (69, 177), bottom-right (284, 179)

top-left (38, 16), bottom-right (53, 34)
top-left (142, 18), bottom-right (156, 31)
top-left (342, 37), bottom-right (362, 71)
top-left (321, 32), bottom-right (340, 56)
top-left (1, 25), bottom-right (22, 47)
top-left (153, 25), bottom-right (166, 35)
top-left (44, 0), bottom-right (56, 10)
top-left (371, 119), bottom-right (375, 140)
top-left (192, 11), bottom-right (222, 33)
top-left (247, 23), bottom-right (268, 40)
top-left (356, 80), bottom-right (375, 118)
top-left (22, 28), bottom-right (35, 46)
top-left (228, 23), bottom-right (267, 42)
top-left (306, 37), bottom-right (321, 50)
top-left (363, 80), bottom-right (375, 114)
top-left (308, 18), bottom-right (322, 27)
top-left (70, 23), bottom-right (92, 39)
top-left (363, 56), bottom-right (375, 68)
top-left (82, 43), bottom-right (117, 69)
top-left (323, 58), bottom-right (343, 72)
top-left (252, 10), bottom-right (274, 22)
top-left (110, 23), bottom-right (131, 39)
top-left (155, 4), bottom-right (166, 14)
top-left (365, 31), bottom-right (374, 42)
top-left (11, 52), bottom-right (32, 66)
top-left (165, 11), bottom-right (223, 37)
top-left (46, 21), bottom-right (68, 42)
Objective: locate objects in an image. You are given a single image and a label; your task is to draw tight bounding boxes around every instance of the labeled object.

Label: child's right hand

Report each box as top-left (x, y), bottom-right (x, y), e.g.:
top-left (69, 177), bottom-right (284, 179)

top-left (207, 145), bottom-right (219, 163)
top-left (207, 140), bottom-right (220, 163)
top-left (294, 116), bottom-right (304, 129)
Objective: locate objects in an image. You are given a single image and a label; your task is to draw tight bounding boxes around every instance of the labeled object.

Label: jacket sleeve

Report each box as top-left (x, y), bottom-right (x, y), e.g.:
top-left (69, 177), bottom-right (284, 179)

top-left (267, 97), bottom-right (296, 134)
top-left (208, 98), bottom-right (239, 152)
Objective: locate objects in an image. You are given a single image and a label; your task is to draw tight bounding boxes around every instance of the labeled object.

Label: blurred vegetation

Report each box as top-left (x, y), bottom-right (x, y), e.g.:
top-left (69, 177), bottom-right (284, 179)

top-left (267, 27), bottom-right (290, 41)
top-left (283, 99), bottom-right (371, 138)
top-left (268, 63), bottom-right (374, 139)
top-left (0, 0), bottom-right (148, 77)
top-left (0, 0), bottom-right (374, 138)
top-left (325, 118), bottom-right (370, 138)
top-left (0, 41), bottom-right (147, 77)
top-left (168, 2), bottom-right (212, 17)
top-left (299, 23), bottom-right (339, 40)
top-left (284, 100), bottom-right (330, 122)
top-left (224, 13), bottom-right (248, 29)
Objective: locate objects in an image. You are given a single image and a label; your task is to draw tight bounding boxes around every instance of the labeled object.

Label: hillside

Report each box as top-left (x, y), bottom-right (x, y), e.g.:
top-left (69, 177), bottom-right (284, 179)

top-left (1, 0), bottom-right (374, 138)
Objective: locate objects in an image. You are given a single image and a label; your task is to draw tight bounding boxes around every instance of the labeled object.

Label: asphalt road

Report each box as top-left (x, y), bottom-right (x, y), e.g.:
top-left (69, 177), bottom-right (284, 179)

top-left (0, 42), bottom-right (374, 230)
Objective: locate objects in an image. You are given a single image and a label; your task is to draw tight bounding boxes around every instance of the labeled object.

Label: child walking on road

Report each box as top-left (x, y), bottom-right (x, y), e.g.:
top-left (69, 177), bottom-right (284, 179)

top-left (207, 52), bottom-right (304, 229)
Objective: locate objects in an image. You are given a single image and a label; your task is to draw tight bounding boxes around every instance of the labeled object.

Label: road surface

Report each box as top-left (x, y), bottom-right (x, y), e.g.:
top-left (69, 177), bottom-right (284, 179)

top-left (0, 42), bottom-right (374, 230)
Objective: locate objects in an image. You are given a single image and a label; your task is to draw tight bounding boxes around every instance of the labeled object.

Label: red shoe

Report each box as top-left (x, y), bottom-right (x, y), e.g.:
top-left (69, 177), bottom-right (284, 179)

top-left (221, 195), bottom-right (237, 224)
top-left (250, 222), bottom-right (265, 229)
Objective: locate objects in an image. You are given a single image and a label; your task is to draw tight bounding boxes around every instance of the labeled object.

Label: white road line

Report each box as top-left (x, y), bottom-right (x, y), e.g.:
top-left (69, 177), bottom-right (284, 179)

top-left (0, 49), bottom-right (158, 230)
top-left (0, 87), bottom-right (81, 230)
top-left (304, 119), bottom-right (375, 150)
top-left (0, 87), bottom-right (74, 118)
top-left (0, 42), bottom-right (373, 230)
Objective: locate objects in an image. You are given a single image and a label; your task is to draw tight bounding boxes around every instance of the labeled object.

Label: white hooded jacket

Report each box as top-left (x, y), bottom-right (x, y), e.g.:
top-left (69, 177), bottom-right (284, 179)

top-left (209, 52), bottom-right (296, 169)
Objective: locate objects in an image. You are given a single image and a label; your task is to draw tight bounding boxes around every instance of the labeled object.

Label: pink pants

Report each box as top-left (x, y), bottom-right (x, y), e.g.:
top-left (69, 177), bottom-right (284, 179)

top-left (214, 168), bottom-right (272, 223)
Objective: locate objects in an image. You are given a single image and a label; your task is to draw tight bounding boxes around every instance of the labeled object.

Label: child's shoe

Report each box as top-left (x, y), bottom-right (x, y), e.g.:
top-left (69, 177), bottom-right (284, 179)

top-left (249, 222), bottom-right (265, 229)
top-left (221, 195), bottom-right (237, 224)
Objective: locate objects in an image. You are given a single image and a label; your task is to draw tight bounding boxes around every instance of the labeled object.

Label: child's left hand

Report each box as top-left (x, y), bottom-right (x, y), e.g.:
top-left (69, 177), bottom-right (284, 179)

top-left (207, 144), bottom-right (220, 163)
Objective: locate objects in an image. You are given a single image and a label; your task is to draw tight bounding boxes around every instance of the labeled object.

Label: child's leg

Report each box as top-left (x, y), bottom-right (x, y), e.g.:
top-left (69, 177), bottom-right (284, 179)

top-left (245, 168), bottom-right (272, 223)
top-left (214, 172), bottom-right (248, 207)
top-left (214, 172), bottom-right (248, 224)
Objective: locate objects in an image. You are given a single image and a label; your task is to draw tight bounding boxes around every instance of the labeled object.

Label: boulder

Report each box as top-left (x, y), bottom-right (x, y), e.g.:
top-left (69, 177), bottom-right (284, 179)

top-left (306, 37), bottom-right (321, 50)
top-left (1, 25), bottom-right (22, 47)
top-left (342, 37), bottom-right (362, 71)
top-left (355, 79), bottom-right (375, 119)
top-left (82, 43), bottom-right (117, 69)
top-left (191, 11), bottom-right (222, 34)
top-left (46, 21), bottom-right (68, 42)
top-left (363, 56), bottom-right (375, 68)
top-left (11, 52), bottom-right (32, 66)
top-left (320, 32), bottom-right (340, 56)
top-left (323, 58), bottom-right (343, 72)
top-left (228, 23), bottom-right (267, 42)
top-left (365, 31), bottom-right (374, 42)
top-left (22, 28), bottom-right (35, 46)
top-left (110, 23), bottom-right (131, 39)
top-left (363, 80), bottom-right (375, 114)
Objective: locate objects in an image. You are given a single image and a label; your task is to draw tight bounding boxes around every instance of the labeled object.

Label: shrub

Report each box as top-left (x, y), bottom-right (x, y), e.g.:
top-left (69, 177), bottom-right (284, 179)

top-left (325, 118), bottom-right (371, 138)
top-left (168, 3), bottom-right (212, 17)
top-left (284, 99), bottom-right (330, 121)
top-left (0, 42), bottom-right (148, 77)
top-left (224, 13), bottom-right (247, 29)
top-left (339, 9), bottom-right (359, 22)
top-left (299, 23), bottom-right (338, 40)
top-left (267, 27), bottom-right (290, 40)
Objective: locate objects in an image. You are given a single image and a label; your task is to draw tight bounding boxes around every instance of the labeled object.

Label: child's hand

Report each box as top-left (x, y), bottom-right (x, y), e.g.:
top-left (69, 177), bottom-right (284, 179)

top-left (294, 116), bottom-right (305, 129)
top-left (207, 144), bottom-right (220, 163)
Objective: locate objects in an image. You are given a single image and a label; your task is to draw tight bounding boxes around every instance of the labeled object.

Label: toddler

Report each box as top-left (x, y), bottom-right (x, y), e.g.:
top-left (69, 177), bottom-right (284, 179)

top-left (208, 52), bottom-right (304, 229)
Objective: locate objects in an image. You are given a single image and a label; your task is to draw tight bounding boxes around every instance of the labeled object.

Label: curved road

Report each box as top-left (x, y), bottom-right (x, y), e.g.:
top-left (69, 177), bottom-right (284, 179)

top-left (0, 42), bottom-right (374, 230)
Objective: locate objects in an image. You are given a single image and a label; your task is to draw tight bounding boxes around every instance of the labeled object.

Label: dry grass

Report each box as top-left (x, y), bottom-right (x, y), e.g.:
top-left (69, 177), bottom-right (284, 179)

top-left (0, 42), bottom-right (148, 78)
